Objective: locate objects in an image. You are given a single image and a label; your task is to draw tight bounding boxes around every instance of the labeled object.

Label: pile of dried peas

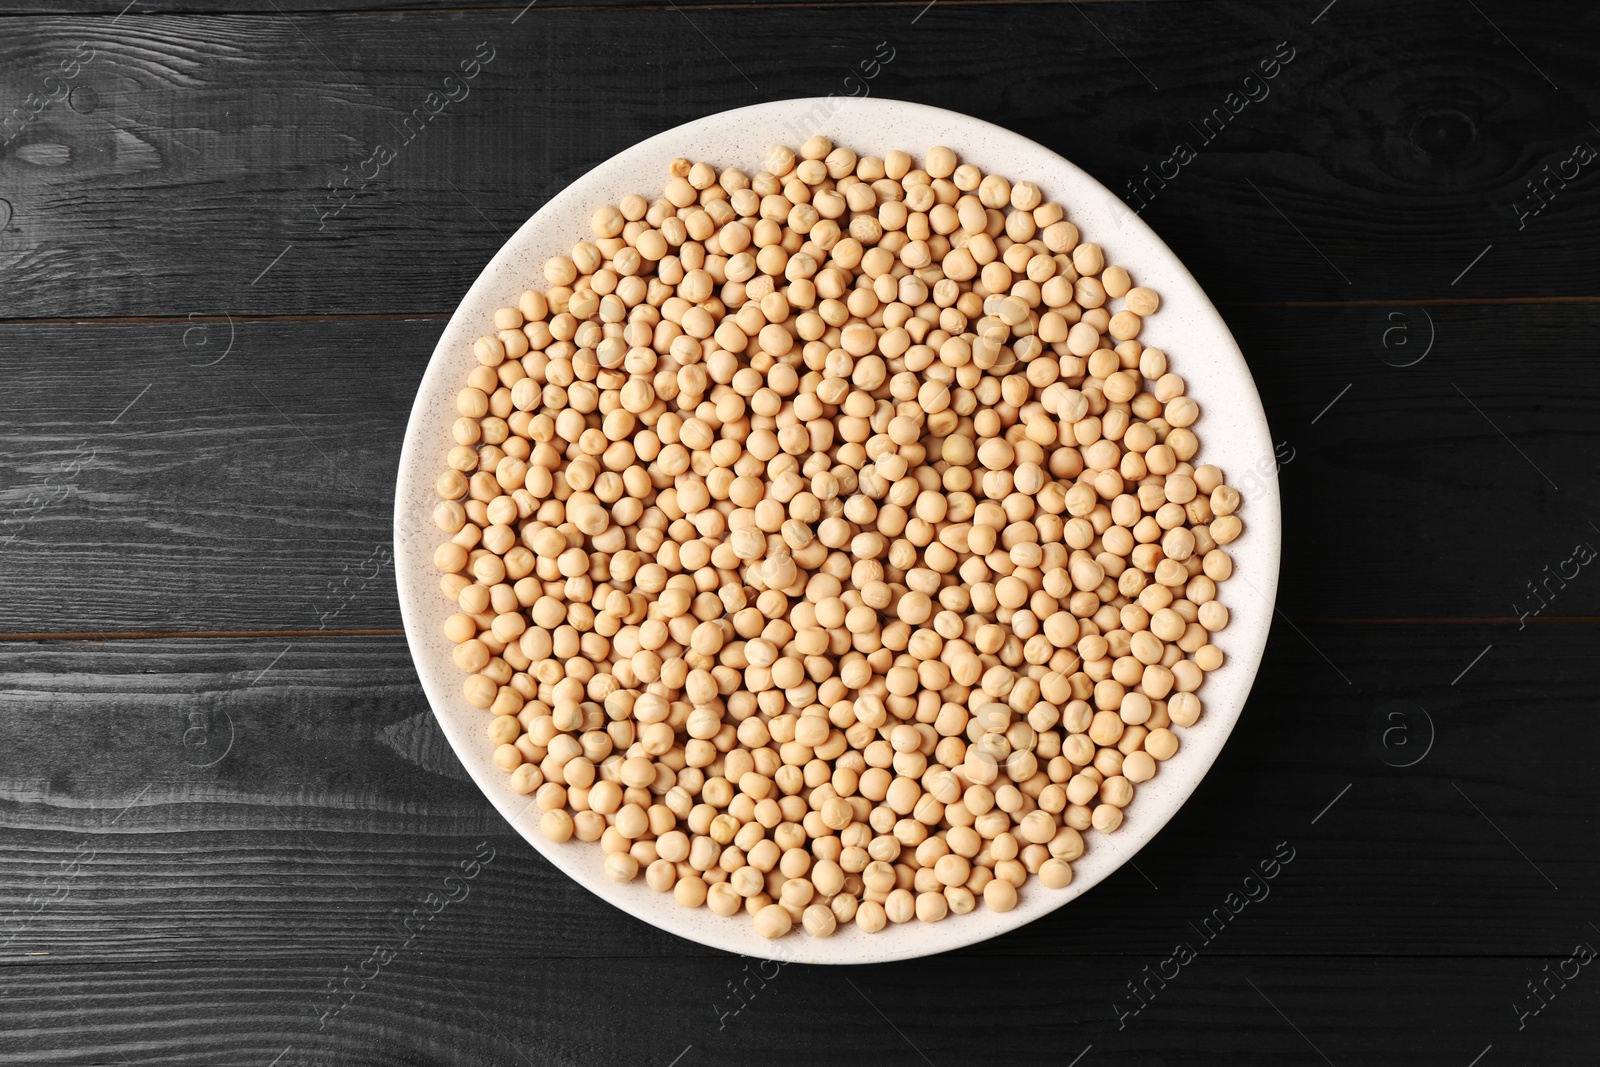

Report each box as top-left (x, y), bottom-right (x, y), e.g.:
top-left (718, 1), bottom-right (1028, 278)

top-left (431, 138), bottom-right (1243, 940)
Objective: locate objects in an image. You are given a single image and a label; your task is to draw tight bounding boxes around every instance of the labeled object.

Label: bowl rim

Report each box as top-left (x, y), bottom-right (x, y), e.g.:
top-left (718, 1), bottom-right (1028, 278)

top-left (394, 95), bottom-right (1281, 965)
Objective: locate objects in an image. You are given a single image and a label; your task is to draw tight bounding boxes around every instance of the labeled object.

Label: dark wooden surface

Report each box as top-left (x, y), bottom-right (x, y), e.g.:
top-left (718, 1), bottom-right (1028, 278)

top-left (2, 2), bottom-right (1597, 1064)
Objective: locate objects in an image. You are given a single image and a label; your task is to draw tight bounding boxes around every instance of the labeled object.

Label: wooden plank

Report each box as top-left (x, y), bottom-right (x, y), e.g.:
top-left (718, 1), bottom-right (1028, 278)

top-left (0, 0), bottom-right (889, 10)
top-left (0, 627), bottom-right (1592, 964)
top-left (0, 2), bottom-right (1595, 318)
top-left (1, 305), bottom-right (1596, 633)
top-left (0, 954), bottom-right (1590, 1065)
top-left (0, 0), bottom-right (918, 11)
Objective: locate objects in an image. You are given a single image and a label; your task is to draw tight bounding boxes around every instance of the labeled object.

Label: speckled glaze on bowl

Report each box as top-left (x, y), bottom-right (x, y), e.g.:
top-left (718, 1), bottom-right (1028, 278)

top-left (395, 97), bottom-right (1281, 965)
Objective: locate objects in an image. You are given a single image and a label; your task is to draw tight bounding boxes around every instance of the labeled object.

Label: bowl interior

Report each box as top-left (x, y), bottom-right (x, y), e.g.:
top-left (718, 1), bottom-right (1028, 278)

top-left (394, 97), bottom-right (1281, 964)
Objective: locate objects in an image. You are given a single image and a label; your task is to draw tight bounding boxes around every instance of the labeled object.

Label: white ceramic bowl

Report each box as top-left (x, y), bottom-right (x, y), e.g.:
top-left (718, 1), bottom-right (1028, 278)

top-left (395, 98), bottom-right (1281, 964)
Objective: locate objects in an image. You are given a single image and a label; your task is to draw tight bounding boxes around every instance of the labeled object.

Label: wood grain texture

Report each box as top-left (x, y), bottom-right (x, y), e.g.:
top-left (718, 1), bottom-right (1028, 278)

top-left (1, 3), bottom-right (1596, 1062)
top-left (0, 0), bottom-right (947, 11)
top-left (1, 306), bottom-right (1595, 633)
top-left (0, 627), bottom-right (1592, 964)
top-left (0, 1), bottom-right (1596, 319)
top-left (3, 954), bottom-right (1594, 1066)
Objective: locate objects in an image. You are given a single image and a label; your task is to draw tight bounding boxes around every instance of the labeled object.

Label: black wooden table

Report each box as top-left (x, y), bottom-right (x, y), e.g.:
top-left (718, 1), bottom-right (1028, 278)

top-left (2, 1), bottom-right (1596, 1063)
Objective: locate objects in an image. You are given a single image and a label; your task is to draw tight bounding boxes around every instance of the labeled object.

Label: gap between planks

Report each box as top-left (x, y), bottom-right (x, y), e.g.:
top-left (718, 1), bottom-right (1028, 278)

top-left (4, 296), bottom-right (1600, 329)
top-left (0, 314), bottom-right (451, 327)
top-left (0, 951), bottom-right (1591, 966)
top-left (0, 628), bottom-right (406, 642)
top-left (1, 618), bottom-right (1596, 642)
top-left (0, 0), bottom-right (1191, 23)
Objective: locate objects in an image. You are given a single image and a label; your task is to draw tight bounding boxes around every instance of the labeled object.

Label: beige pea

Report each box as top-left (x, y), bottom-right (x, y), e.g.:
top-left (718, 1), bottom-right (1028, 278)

top-left (1167, 690), bottom-right (1202, 727)
top-left (1065, 773), bottom-right (1100, 806)
top-left (1125, 287), bottom-right (1160, 316)
top-left (1145, 728), bottom-right (1180, 760)
top-left (1108, 310), bottom-right (1142, 341)
top-left (916, 891), bottom-right (949, 922)
top-left (884, 888), bottom-right (916, 924)
top-left (544, 256), bottom-right (577, 286)
top-left (1123, 751), bottom-right (1157, 783)
top-left (1091, 804), bottom-right (1123, 833)
top-left (540, 810), bottom-right (574, 843)
top-left (1038, 858), bottom-right (1074, 889)
top-left (753, 903), bottom-right (793, 939)
top-left (675, 875), bottom-right (708, 909)
top-left (855, 900), bottom-right (888, 933)
top-left (803, 903), bottom-right (837, 937)
top-left (1066, 321), bottom-right (1101, 357)
top-left (1101, 266), bottom-right (1131, 298)
top-left (983, 877), bottom-right (1018, 912)
top-left (604, 852), bottom-right (640, 883)
top-left (1211, 515), bottom-right (1244, 545)
top-left (1099, 775), bottom-right (1134, 807)
top-left (1072, 242), bottom-right (1104, 276)
top-left (707, 882), bottom-right (741, 916)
